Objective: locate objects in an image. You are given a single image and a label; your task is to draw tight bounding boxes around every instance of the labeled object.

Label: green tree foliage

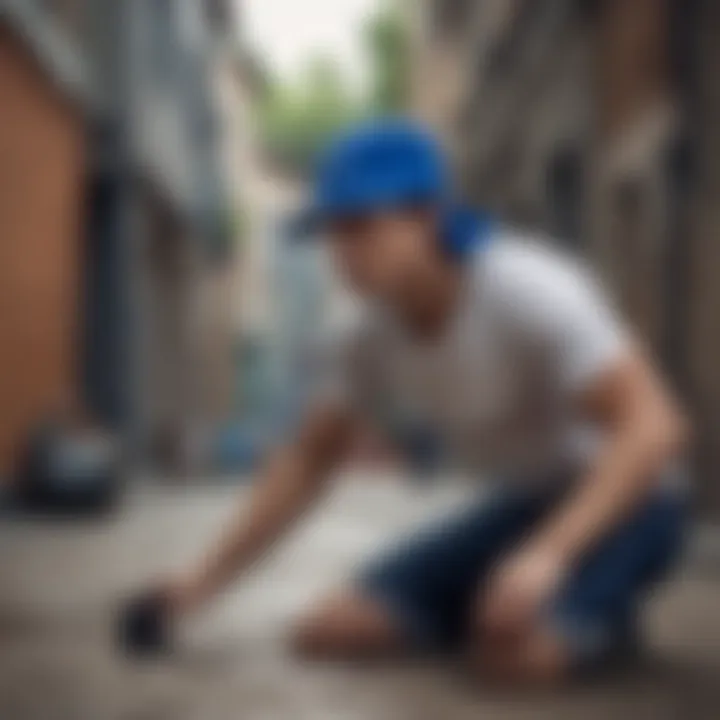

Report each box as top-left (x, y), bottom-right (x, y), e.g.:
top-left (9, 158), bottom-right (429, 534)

top-left (257, 56), bottom-right (364, 175)
top-left (364, 5), bottom-right (408, 114)
top-left (255, 3), bottom-right (409, 175)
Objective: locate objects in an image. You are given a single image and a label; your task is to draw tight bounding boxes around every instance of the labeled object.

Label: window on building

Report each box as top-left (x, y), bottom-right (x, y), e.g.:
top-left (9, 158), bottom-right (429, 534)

top-left (610, 179), bottom-right (646, 325)
top-left (578, 0), bottom-right (601, 22)
top-left (204, 0), bottom-right (233, 34)
top-left (178, 0), bottom-right (206, 52)
top-left (431, 0), bottom-right (473, 41)
top-left (546, 147), bottom-right (584, 246)
top-left (35, 0), bottom-right (87, 46)
top-left (148, 0), bottom-right (178, 82)
top-left (487, 0), bottom-right (550, 76)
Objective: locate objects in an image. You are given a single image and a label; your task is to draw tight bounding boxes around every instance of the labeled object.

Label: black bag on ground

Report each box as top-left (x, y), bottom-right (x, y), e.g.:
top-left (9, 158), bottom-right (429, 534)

top-left (15, 419), bottom-right (122, 517)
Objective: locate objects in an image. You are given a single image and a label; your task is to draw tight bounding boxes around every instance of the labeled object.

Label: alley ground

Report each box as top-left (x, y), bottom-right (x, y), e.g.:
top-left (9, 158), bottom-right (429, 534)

top-left (2, 476), bottom-right (720, 720)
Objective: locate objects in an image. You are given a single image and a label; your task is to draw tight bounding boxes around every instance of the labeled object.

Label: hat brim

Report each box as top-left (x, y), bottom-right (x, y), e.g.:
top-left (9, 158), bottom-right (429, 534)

top-left (286, 181), bottom-right (443, 242)
top-left (285, 200), bottom-right (493, 256)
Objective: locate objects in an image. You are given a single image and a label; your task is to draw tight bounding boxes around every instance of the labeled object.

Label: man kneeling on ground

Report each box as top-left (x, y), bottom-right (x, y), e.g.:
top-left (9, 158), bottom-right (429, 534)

top-left (122, 118), bottom-right (689, 686)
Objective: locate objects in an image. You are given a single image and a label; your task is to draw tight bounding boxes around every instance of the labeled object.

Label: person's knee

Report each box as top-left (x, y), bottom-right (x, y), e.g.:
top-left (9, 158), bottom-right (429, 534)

top-left (289, 591), bottom-right (401, 660)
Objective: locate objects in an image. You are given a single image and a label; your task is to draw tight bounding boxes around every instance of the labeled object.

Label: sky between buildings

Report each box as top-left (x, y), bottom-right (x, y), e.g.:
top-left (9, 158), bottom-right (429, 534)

top-left (242, 0), bottom-right (382, 92)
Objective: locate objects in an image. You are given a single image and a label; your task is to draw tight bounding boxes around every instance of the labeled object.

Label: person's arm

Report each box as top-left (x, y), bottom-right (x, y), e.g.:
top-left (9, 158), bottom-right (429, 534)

top-left (482, 350), bottom-right (688, 637)
top-left (529, 350), bottom-right (689, 564)
top-left (480, 243), bottom-right (689, 636)
top-left (168, 404), bottom-right (356, 616)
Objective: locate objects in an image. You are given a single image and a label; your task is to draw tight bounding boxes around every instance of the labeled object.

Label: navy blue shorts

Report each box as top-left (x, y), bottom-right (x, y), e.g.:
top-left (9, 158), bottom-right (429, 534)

top-left (357, 483), bottom-right (687, 666)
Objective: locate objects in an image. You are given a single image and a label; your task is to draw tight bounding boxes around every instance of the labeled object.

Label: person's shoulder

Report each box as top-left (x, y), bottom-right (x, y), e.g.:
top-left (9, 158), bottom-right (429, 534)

top-left (482, 224), bottom-right (585, 277)
top-left (478, 224), bottom-right (597, 303)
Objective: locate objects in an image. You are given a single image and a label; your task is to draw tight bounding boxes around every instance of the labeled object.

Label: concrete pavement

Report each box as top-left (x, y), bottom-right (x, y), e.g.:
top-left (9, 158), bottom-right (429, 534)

top-left (1, 476), bottom-right (720, 719)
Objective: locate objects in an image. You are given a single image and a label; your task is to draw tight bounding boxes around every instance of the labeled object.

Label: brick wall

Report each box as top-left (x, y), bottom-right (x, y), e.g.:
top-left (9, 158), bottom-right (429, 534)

top-left (0, 26), bottom-right (86, 477)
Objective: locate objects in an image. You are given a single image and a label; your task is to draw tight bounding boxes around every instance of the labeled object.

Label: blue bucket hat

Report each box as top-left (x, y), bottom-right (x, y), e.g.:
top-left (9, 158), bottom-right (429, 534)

top-left (289, 117), bottom-right (492, 259)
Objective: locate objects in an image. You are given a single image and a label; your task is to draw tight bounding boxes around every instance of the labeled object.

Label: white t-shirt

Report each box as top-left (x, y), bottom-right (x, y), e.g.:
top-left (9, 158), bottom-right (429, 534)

top-left (313, 226), bottom-right (632, 485)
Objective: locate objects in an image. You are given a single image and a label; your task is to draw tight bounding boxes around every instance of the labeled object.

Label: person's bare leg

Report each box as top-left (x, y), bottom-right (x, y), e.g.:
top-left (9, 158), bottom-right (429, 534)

top-left (290, 590), bottom-right (406, 661)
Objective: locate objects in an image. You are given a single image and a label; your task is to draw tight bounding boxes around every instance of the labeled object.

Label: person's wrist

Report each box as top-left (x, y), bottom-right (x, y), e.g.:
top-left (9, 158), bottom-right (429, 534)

top-left (527, 535), bottom-right (575, 577)
top-left (166, 572), bottom-right (208, 617)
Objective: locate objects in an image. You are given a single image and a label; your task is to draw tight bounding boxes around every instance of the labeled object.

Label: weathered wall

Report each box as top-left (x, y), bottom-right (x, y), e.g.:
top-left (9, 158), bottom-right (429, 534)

top-left (0, 26), bottom-right (86, 477)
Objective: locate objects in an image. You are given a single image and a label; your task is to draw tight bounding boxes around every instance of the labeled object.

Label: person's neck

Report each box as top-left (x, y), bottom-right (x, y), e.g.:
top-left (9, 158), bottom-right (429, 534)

top-left (400, 254), bottom-right (464, 342)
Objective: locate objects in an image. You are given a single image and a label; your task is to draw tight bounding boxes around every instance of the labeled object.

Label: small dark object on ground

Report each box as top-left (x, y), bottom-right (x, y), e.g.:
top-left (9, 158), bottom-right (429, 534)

top-left (14, 416), bottom-right (122, 518)
top-left (117, 590), bottom-right (171, 657)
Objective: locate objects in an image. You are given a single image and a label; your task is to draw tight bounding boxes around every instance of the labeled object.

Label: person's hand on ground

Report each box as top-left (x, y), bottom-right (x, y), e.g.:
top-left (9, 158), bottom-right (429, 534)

top-left (479, 545), bottom-right (568, 639)
top-left (116, 573), bottom-right (203, 656)
top-left (117, 585), bottom-right (172, 656)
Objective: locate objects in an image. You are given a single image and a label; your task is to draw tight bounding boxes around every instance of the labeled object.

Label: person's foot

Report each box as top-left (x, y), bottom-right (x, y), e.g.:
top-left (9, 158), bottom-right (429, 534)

top-left (607, 623), bottom-right (644, 668)
top-left (578, 623), bottom-right (644, 681)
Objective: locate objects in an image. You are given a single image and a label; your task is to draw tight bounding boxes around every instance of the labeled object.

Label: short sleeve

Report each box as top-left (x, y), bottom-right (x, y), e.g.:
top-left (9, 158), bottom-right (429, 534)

top-left (304, 296), bottom-right (379, 413)
top-left (492, 237), bottom-right (631, 396)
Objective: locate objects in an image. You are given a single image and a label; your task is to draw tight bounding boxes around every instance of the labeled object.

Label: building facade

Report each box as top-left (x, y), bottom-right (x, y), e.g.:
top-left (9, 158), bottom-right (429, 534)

top-left (210, 14), bottom-right (273, 419)
top-left (0, 0), bottom-right (233, 478)
top-left (409, 0), bottom-right (719, 514)
top-left (0, 12), bottom-right (88, 478)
